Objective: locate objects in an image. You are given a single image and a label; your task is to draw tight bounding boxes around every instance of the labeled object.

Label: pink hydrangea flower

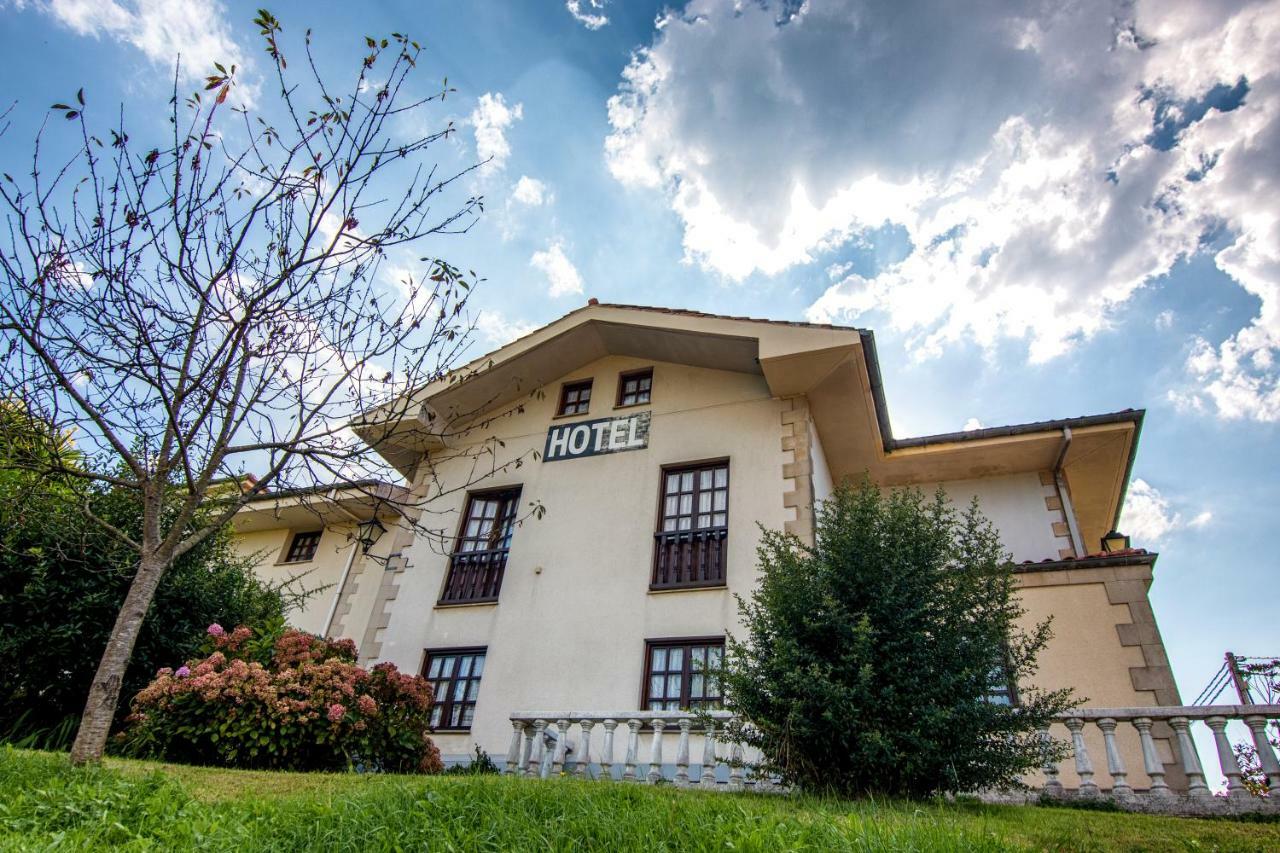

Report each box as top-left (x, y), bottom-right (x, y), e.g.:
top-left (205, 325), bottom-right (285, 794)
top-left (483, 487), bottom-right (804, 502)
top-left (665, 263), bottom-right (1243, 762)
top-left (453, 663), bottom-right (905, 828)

top-left (357, 695), bottom-right (377, 716)
top-left (207, 623), bottom-right (225, 637)
top-left (327, 703), bottom-right (346, 722)
top-left (175, 665), bottom-right (191, 678)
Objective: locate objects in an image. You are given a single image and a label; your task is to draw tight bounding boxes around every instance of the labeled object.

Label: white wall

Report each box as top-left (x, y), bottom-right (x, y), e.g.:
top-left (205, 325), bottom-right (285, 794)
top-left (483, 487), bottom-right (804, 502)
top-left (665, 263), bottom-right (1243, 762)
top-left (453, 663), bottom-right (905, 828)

top-left (809, 418), bottom-right (834, 505)
top-left (375, 355), bottom-right (790, 760)
top-left (922, 472), bottom-right (1063, 563)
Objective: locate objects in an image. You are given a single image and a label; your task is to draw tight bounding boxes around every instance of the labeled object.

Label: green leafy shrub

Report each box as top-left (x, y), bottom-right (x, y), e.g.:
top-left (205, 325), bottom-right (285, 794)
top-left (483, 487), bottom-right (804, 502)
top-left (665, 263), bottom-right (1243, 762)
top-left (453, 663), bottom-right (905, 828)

top-left (0, 403), bottom-right (293, 749)
top-left (720, 477), bottom-right (1076, 798)
top-left (120, 623), bottom-right (442, 773)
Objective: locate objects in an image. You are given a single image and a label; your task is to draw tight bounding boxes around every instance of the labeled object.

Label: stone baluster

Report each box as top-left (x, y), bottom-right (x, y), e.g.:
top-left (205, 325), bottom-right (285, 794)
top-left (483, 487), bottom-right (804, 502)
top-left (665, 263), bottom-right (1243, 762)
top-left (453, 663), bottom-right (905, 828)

top-left (1243, 716), bottom-right (1280, 794)
top-left (576, 719), bottom-right (595, 779)
top-left (600, 719), bottom-right (618, 781)
top-left (1039, 727), bottom-right (1063, 796)
top-left (700, 720), bottom-right (719, 785)
top-left (675, 718), bottom-right (692, 784)
top-left (1064, 717), bottom-right (1098, 796)
top-left (551, 719), bottom-right (569, 776)
top-left (527, 719), bottom-right (548, 777)
top-left (505, 720), bottom-right (526, 775)
top-left (1168, 717), bottom-right (1209, 797)
top-left (1097, 718), bottom-right (1132, 798)
top-left (1131, 717), bottom-right (1170, 796)
top-left (728, 739), bottom-right (745, 787)
top-left (1206, 716), bottom-right (1246, 798)
top-left (648, 719), bottom-right (667, 783)
top-left (520, 724), bottom-right (535, 777)
top-left (623, 719), bottom-right (641, 781)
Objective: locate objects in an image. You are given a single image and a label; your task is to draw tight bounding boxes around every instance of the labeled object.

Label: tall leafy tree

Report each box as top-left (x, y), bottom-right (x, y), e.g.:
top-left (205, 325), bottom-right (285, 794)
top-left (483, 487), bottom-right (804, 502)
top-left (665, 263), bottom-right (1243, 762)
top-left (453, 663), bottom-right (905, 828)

top-left (0, 13), bottom-right (535, 762)
top-left (0, 404), bottom-right (290, 748)
top-left (721, 478), bottom-right (1075, 797)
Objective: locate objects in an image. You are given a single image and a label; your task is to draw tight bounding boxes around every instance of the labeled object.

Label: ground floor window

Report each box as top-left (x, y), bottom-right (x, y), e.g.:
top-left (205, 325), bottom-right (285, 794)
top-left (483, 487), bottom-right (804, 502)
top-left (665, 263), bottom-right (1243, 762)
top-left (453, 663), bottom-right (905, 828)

top-left (643, 638), bottom-right (724, 710)
top-left (423, 647), bottom-right (487, 730)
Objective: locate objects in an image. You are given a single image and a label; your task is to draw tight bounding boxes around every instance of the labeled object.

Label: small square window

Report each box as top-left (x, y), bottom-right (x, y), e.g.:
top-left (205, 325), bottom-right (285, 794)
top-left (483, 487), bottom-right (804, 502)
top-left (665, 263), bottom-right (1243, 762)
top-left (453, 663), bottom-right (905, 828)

top-left (284, 531), bottom-right (321, 563)
top-left (616, 368), bottom-right (653, 407)
top-left (557, 379), bottom-right (593, 416)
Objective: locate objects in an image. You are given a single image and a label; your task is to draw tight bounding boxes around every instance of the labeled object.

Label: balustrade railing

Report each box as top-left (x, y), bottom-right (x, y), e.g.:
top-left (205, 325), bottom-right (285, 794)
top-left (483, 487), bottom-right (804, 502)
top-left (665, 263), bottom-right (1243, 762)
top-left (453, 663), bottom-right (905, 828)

top-left (506, 711), bottom-right (763, 786)
top-left (1038, 704), bottom-right (1280, 809)
top-left (506, 704), bottom-right (1280, 812)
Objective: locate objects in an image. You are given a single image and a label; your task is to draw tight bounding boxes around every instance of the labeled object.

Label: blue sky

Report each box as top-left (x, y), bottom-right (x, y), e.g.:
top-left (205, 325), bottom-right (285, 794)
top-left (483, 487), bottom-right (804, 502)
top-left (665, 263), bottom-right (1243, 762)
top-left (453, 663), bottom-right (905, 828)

top-left (1, 0), bottom-right (1276, 731)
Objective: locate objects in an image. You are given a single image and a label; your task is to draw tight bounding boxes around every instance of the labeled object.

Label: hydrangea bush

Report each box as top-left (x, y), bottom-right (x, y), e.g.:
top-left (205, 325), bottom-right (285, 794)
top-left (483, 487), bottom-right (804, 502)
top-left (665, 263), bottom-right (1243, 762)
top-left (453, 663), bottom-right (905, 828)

top-left (119, 623), bottom-right (442, 773)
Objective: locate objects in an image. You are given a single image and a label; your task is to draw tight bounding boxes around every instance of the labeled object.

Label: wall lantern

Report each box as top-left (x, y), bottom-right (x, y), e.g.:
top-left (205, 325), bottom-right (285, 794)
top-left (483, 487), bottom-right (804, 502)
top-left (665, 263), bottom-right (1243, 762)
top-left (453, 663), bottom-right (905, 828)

top-left (356, 516), bottom-right (388, 554)
top-left (1101, 529), bottom-right (1131, 553)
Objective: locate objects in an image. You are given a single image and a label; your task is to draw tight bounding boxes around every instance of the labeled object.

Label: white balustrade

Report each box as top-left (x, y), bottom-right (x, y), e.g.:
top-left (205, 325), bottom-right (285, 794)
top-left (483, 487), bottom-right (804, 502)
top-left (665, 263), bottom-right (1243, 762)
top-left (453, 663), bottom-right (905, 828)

top-left (526, 719), bottom-right (547, 777)
top-left (576, 719), bottom-right (594, 779)
top-left (647, 719), bottom-right (666, 783)
top-left (600, 719), bottom-right (617, 780)
top-left (675, 718), bottom-right (692, 784)
top-left (507, 710), bottom-right (750, 788)
top-left (1243, 715), bottom-right (1280, 794)
top-left (1168, 716), bottom-right (1209, 798)
top-left (505, 720), bottom-right (525, 776)
top-left (504, 704), bottom-right (1280, 812)
top-left (551, 719), bottom-right (569, 776)
top-left (1132, 717), bottom-right (1169, 797)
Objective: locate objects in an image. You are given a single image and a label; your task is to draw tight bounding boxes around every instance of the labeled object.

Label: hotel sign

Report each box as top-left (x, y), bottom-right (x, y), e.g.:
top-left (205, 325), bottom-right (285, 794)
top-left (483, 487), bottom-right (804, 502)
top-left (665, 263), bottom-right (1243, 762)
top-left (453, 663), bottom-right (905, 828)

top-left (543, 412), bottom-right (651, 462)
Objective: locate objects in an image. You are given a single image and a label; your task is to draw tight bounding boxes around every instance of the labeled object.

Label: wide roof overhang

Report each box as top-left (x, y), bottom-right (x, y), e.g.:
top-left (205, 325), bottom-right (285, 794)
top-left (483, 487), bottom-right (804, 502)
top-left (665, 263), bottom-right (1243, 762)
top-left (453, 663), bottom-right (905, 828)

top-left (352, 303), bottom-right (1141, 550)
top-left (231, 481), bottom-right (407, 534)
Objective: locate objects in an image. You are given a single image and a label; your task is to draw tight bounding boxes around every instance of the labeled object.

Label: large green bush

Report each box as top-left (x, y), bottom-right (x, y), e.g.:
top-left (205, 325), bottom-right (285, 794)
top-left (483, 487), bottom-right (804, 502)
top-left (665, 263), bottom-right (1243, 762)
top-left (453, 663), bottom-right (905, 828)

top-left (0, 405), bottom-right (290, 748)
top-left (721, 477), bottom-right (1076, 798)
top-left (121, 624), bottom-right (443, 773)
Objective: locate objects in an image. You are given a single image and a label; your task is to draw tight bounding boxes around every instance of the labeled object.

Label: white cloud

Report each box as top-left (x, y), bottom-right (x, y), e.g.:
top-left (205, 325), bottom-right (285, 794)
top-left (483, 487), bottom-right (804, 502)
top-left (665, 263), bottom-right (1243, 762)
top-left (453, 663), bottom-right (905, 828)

top-left (530, 241), bottom-right (584, 298)
top-left (606, 0), bottom-right (1280, 414)
top-left (1120, 478), bottom-right (1213, 544)
top-left (1154, 310), bottom-right (1176, 330)
top-left (1188, 510), bottom-right (1214, 529)
top-left (511, 176), bottom-right (550, 206)
top-left (566, 0), bottom-right (609, 30)
top-left (474, 310), bottom-right (537, 348)
top-left (962, 417), bottom-right (984, 432)
top-left (40, 0), bottom-right (248, 89)
top-left (470, 92), bottom-right (523, 173)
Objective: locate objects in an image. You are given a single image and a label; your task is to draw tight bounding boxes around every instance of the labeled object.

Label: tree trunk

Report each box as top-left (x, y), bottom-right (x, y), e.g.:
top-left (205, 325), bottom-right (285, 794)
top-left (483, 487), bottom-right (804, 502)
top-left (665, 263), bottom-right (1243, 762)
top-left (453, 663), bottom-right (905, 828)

top-left (69, 552), bottom-right (170, 764)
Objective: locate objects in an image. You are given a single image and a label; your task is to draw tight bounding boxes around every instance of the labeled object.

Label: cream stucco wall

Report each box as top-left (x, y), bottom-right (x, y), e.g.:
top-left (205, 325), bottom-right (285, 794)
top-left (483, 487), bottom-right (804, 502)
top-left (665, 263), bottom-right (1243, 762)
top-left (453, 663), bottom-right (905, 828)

top-left (232, 521), bottom-right (399, 641)
top-left (227, 347), bottom-right (1178, 787)
top-left (232, 527), bottom-right (354, 636)
top-left (373, 355), bottom-right (791, 760)
top-left (923, 473), bottom-right (1064, 562)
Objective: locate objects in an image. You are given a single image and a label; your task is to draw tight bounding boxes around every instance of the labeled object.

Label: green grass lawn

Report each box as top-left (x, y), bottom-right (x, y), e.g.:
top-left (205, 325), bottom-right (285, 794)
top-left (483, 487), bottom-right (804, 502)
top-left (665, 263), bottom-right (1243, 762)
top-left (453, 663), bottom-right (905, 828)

top-left (0, 747), bottom-right (1276, 852)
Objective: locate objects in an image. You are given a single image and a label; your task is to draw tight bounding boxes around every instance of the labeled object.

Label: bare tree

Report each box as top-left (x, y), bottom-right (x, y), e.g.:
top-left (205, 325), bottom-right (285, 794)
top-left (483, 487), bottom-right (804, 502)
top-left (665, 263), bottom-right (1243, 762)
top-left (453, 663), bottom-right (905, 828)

top-left (0, 12), bottom-right (535, 763)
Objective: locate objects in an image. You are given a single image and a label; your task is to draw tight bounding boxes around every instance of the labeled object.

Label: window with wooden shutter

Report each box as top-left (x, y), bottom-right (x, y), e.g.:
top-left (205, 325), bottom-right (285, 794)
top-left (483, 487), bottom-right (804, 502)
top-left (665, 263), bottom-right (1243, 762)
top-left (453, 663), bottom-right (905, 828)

top-left (651, 461), bottom-right (729, 589)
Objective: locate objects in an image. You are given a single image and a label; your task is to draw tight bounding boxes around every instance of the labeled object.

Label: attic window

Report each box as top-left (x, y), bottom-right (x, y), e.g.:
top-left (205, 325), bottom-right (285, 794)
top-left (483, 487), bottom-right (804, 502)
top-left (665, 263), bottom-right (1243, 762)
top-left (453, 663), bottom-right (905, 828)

top-left (556, 379), bottom-right (592, 416)
top-left (284, 530), bottom-right (321, 563)
top-left (616, 368), bottom-right (652, 407)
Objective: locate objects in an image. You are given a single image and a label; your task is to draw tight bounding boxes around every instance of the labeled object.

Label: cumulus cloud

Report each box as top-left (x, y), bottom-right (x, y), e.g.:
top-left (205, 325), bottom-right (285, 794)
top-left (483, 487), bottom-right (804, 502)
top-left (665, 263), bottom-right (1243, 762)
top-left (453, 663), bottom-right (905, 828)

top-left (1120, 478), bottom-right (1212, 544)
top-left (962, 418), bottom-right (984, 431)
top-left (471, 92), bottom-right (523, 173)
top-left (511, 176), bottom-right (550, 206)
top-left (566, 0), bottom-right (609, 30)
top-left (606, 0), bottom-right (1280, 415)
top-left (38, 0), bottom-right (248, 89)
top-left (530, 241), bottom-right (584, 298)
